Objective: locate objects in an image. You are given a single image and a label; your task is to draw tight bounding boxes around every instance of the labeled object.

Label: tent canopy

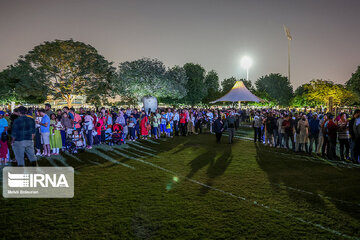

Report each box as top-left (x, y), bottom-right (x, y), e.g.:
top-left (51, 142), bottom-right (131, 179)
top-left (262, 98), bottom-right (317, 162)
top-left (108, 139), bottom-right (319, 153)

top-left (210, 81), bottom-right (262, 103)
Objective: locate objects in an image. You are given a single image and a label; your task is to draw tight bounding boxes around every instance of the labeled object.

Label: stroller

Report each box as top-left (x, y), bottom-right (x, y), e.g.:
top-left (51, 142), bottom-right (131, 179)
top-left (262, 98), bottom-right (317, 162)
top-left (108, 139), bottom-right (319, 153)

top-left (105, 124), bottom-right (124, 145)
top-left (65, 128), bottom-right (86, 154)
top-left (112, 124), bottom-right (124, 145)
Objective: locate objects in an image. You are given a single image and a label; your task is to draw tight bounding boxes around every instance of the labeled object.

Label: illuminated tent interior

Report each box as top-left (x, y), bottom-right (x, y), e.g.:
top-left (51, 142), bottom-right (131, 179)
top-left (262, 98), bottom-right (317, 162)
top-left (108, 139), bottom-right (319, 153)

top-left (210, 81), bottom-right (262, 103)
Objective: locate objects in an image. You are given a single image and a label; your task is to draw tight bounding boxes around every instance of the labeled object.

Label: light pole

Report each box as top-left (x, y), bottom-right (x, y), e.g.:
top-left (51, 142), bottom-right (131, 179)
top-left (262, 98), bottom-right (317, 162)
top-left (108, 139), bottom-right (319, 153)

top-left (240, 56), bottom-right (252, 81)
top-left (283, 25), bottom-right (292, 84)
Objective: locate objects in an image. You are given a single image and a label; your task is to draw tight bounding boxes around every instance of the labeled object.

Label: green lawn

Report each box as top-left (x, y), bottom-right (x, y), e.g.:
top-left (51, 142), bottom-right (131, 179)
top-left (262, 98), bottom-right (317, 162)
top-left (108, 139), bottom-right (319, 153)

top-left (1, 128), bottom-right (360, 239)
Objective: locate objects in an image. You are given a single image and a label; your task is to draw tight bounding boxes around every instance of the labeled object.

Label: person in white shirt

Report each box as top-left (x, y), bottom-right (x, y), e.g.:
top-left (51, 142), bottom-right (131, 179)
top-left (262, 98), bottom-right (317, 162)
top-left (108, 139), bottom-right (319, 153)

top-left (84, 112), bottom-right (94, 149)
top-left (173, 110), bottom-right (180, 136)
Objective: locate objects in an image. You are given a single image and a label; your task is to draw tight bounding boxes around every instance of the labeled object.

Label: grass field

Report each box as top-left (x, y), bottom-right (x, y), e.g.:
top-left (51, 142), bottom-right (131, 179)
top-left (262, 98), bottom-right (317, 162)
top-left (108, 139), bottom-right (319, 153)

top-left (1, 128), bottom-right (360, 240)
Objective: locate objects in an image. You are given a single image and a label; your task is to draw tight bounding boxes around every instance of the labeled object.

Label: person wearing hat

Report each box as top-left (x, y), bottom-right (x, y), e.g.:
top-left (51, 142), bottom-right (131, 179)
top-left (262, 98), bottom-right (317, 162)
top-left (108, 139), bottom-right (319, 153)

top-left (0, 111), bottom-right (8, 135)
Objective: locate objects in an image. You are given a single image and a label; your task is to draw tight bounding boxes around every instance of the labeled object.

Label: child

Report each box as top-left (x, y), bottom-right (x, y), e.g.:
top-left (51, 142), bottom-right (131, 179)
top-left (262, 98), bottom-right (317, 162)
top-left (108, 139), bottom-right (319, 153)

top-left (160, 111), bottom-right (167, 136)
top-left (128, 116), bottom-right (136, 141)
top-left (123, 118), bottom-right (129, 143)
top-left (50, 115), bottom-right (63, 155)
top-left (0, 132), bottom-right (9, 165)
top-left (151, 113), bottom-right (158, 139)
top-left (72, 130), bottom-right (83, 153)
top-left (166, 121), bottom-right (171, 138)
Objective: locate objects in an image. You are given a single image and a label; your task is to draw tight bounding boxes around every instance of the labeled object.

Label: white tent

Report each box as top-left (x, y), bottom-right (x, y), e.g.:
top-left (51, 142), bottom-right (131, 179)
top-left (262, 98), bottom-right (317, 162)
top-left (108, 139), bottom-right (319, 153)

top-left (210, 81), bottom-right (262, 103)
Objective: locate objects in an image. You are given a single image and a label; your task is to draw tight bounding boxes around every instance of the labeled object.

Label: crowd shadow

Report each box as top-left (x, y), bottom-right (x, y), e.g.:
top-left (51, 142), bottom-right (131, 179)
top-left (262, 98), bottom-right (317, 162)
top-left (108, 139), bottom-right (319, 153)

top-left (254, 143), bottom-right (360, 223)
top-left (185, 139), bottom-right (233, 195)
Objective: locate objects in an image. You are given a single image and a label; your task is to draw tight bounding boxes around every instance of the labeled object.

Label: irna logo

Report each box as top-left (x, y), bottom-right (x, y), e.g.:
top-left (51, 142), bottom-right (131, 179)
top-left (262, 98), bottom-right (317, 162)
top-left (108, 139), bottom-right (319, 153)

top-left (8, 172), bottom-right (69, 188)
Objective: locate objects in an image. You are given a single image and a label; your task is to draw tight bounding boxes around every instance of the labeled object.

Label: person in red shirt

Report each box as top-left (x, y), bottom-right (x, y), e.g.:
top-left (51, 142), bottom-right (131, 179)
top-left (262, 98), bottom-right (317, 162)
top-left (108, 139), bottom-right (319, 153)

top-left (179, 110), bottom-right (186, 136)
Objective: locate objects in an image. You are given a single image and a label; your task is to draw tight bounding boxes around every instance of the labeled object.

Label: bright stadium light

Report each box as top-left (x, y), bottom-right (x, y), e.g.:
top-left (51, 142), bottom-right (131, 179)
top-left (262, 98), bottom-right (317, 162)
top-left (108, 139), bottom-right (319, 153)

top-left (240, 56), bottom-right (252, 80)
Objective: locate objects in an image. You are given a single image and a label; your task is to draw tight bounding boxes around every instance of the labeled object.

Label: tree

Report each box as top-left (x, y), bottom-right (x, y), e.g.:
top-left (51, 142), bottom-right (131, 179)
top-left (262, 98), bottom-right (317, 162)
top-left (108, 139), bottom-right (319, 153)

top-left (301, 79), bottom-right (355, 107)
top-left (0, 66), bottom-right (47, 104)
top-left (221, 77), bottom-right (237, 94)
top-left (116, 58), bottom-right (187, 103)
top-left (255, 73), bottom-right (294, 106)
top-left (346, 66), bottom-right (360, 97)
top-left (291, 84), bottom-right (315, 107)
top-left (183, 63), bottom-right (206, 106)
top-left (203, 70), bottom-right (220, 103)
top-left (160, 66), bottom-right (188, 105)
top-left (12, 39), bottom-right (115, 107)
top-left (242, 79), bottom-right (256, 93)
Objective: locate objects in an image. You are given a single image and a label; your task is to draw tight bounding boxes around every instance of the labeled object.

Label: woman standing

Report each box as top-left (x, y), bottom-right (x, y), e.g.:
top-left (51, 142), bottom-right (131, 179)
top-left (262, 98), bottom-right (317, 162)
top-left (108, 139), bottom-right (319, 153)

top-left (188, 112), bottom-right (195, 135)
top-left (337, 113), bottom-right (350, 161)
top-left (179, 110), bottom-right (186, 136)
top-left (297, 115), bottom-right (309, 152)
top-left (140, 114), bottom-right (149, 140)
top-left (61, 112), bottom-right (73, 148)
top-left (49, 114), bottom-right (63, 155)
top-left (84, 111), bottom-right (94, 149)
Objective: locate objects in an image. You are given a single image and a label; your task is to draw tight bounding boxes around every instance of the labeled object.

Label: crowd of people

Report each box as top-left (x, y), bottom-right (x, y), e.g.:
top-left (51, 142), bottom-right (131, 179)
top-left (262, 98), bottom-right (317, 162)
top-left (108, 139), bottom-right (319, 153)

top-left (251, 109), bottom-right (360, 163)
top-left (0, 103), bottom-right (359, 166)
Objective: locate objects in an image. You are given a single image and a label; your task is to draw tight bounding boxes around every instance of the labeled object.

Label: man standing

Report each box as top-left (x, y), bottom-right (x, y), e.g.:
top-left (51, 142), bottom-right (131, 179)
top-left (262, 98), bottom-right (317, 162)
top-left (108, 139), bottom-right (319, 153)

top-left (173, 110), bottom-right (180, 136)
top-left (349, 109), bottom-right (360, 163)
top-left (45, 103), bottom-right (54, 117)
top-left (213, 115), bottom-right (224, 144)
top-left (253, 111), bottom-right (262, 143)
top-left (224, 111), bottom-right (236, 144)
top-left (351, 110), bottom-right (360, 163)
top-left (206, 110), bottom-right (214, 133)
top-left (308, 113), bottom-right (320, 154)
top-left (38, 109), bottom-right (51, 157)
top-left (11, 106), bottom-right (37, 166)
top-left (327, 115), bottom-right (338, 160)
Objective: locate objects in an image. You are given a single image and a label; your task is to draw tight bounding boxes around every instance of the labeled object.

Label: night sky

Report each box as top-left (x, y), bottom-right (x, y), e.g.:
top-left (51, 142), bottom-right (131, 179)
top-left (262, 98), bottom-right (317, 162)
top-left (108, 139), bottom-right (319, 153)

top-left (1, 0), bottom-right (359, 88)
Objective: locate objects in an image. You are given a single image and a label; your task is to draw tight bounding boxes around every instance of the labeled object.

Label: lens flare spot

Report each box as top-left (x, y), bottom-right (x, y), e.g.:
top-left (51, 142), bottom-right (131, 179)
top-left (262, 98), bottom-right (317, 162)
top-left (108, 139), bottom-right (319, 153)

top-left (166, 183), bottom-right (172, 191)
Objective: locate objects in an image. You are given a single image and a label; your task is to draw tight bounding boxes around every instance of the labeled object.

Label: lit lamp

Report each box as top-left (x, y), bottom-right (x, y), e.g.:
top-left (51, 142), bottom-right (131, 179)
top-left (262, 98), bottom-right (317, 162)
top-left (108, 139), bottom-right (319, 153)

top-left (240, 56), bottom-right (252, 81)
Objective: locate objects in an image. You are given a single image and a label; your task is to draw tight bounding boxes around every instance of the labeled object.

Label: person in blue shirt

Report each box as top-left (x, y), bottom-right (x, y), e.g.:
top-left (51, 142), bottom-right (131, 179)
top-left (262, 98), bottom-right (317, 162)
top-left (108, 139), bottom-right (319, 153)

top-left (160, 111), bottom-right (167, 136)
top-left (0, 111), bottom-right (8, 134)
top-left (37, 109), bottom-right (51, 157)
top-left (308, 113), bottom-right (320, 153)
top-left (133, 109), bottom-right (140, 139)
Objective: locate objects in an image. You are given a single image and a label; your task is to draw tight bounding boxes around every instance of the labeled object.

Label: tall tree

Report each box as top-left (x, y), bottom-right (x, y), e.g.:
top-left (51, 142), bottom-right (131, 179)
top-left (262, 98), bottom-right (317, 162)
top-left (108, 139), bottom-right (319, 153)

top-left (255, 73), bottom-right (294, 106)
top-left (183, 63), bottom-right (206, 106)
top-left (301, 79), bottom-right (355, 107)
top-left (116, 58), bottom-right (187, 103)
top-left (221, 77), bottom-right (237, 94)
top-left (291, 83), bottom-right (315, 107)
top-left (203, 70), bottom-right (220, 103)
top-left (0, 66), bottom-right (47, 104)
top-left (11, 39), bottom-right (115, 107)
top-left (346, 66), bottom-right (360, 97)
top-left (242, 79), bottom-right (256, 93)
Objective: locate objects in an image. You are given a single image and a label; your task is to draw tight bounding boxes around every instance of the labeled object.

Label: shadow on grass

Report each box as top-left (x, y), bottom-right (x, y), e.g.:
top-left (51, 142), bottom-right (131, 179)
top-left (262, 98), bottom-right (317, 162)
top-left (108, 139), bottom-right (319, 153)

top-left (184, 135), bottom-right (233, 194)
top-left (254, 142), bottom-right (360, 222)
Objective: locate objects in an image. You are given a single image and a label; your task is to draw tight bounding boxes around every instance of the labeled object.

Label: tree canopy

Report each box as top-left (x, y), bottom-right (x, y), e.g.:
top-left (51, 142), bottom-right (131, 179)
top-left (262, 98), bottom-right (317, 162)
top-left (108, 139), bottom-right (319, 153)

top-left (346, 66), bottom-right (360, 98)
top-left (183, 63), bottom-right (206, 106)
top-left (116, 58), bottom-right (187, 103)
top-left (10, 39), bottom-right (115, 107)
top-left (221, 77), bottom-right (237, 94)
top-left (0, 65), bottom-right (48, 104)
top-left (255, 73), bottom-right (293, 106)
top-left (203, 70), bottom-right (220, 103)
top-left (295, 79), bottom-right (355, 107)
